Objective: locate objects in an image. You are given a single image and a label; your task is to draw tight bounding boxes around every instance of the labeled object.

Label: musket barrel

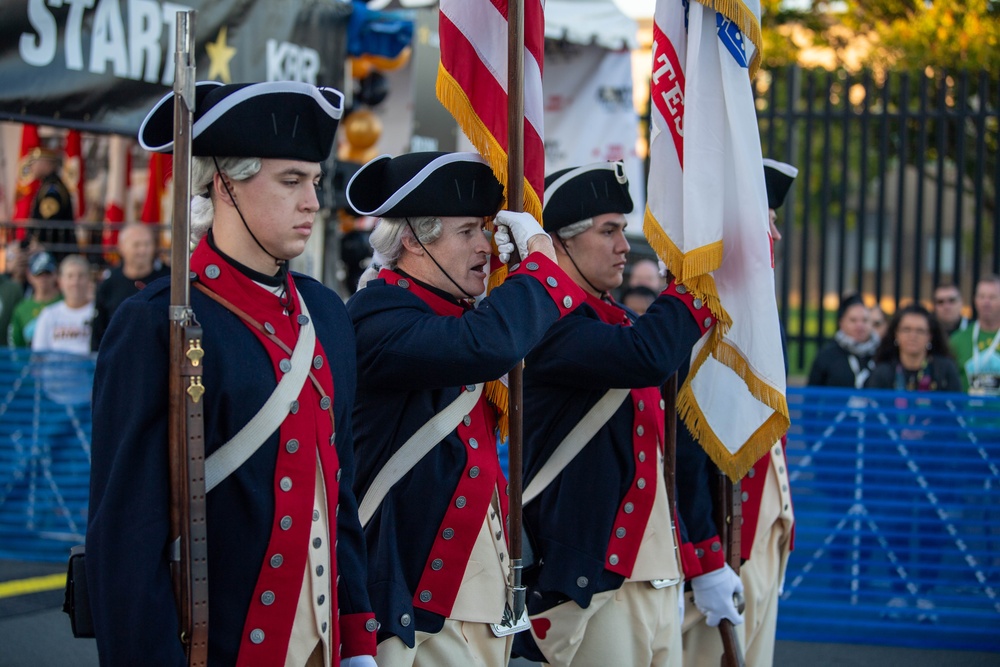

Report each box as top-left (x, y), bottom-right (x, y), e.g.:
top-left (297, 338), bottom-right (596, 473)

top-left (170, 10), bottom-right (195, 318)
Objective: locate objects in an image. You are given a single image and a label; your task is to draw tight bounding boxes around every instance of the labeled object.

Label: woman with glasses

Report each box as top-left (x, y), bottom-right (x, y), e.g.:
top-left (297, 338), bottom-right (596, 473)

top-left (865, 304), bottom-right (961, 392)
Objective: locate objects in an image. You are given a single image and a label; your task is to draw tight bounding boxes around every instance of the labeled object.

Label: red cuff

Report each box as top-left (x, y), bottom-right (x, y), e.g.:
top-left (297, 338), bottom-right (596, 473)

top-left (510, 252), bottom-right (586, 318)
top-left (662, 281), bottom-right (716, 336)
top-left (339, 612), bottom-right (378, 659)
top-left (679, 540), bottom-right (702, 579)
top-left (691, 536), bottom-right (725, 574)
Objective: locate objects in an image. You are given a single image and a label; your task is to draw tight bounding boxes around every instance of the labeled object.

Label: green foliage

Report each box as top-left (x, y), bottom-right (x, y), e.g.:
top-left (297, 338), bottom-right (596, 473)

top-left (760, 0), bottom-right (1000, 73)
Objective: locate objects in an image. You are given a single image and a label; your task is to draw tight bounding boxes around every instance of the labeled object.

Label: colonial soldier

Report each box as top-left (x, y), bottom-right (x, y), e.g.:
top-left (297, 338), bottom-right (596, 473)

top-left (87, 81), bottom-right (378, 666)
top-left (345, 151), bottom-right (586, 666)
top-left (679, 158), bottom-right (798, 667)
top-left (514, 161), bottom-right (717, 667)
top-left (26, 146), bottom-right (76, 258)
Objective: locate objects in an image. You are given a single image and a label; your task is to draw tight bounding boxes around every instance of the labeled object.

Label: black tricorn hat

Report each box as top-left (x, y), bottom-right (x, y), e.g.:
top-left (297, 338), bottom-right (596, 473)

top-left (762, 158), bottom-right (798, 210)
top-left (138, 81), bottom-right (344, 162)
top-left (542, 161), bottom-right (633, 232)
top-left (346, 152), bottom-right (504, 218)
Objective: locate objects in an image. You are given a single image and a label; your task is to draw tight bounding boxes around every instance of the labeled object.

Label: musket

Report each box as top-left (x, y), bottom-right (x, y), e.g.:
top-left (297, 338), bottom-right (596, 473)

top-left (505, 0), bottom-right (528, 629)
top-left (166, 10), bottom-right (209, 665)
top-left (664, 366), bottom-right (743, 667)
top-left (713, 470), bottom-right (745, 667)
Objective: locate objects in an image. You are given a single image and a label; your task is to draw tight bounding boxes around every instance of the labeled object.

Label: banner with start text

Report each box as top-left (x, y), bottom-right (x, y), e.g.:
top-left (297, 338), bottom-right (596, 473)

top-left (0, 0), bottom-right (350, 135)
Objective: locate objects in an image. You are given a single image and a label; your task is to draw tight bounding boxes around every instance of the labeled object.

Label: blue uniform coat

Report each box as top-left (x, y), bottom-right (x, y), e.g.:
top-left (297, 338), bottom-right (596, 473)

top-left (86, 245), bottom-right (374, 666)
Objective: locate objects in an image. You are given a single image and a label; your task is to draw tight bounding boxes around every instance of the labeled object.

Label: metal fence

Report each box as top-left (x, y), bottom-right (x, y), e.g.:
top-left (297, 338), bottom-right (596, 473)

top-left (778, 386), bottom-right (1000, 652)
top-left (755, 68), bottom-right (1000, 372)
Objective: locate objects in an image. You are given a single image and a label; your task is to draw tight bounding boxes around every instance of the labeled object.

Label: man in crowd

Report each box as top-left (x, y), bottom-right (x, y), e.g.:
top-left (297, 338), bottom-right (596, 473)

top-left (86, 80), bottom-right (378, 666)
top-left (91, 222), bottom-right (169, 351)
top-left (950, 274), bottom-right (1000, 395)
top-left (345, 151), bottom-right (585, 666)
top-left (628, 257), bottom-right (664, 293)
top-left (25, 147), bottom-right (76, 258)
top-left (31, 254), bottom-right (94, 355)
top-left (0, 240), bottom-right (29, 346)
top-left (515, 161), bottom-right (716, 667)
top-left (9, 251), bottom-right (62, 348)
top-left (933, 282), bottom-right (969, 336)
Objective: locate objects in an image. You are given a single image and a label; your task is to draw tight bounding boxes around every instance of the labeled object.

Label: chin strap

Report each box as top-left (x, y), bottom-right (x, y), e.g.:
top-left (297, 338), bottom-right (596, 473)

top-left (213, 157), bottom-right (287, 269)
top-left (406, 218), bottom-right (478, 300)
top-left (557, 235), bottom-right (605, 297)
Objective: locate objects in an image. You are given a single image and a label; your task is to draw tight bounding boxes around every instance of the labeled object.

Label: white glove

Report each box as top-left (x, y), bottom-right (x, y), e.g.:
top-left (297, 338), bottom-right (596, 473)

top-left (341, 656), bottom-right (378, 667)
top-left (494, 210), bottom-right (546, 262)
top-left (493, 225), bottom-right (517, 264)
top-left (690, 564), bottom-right (744, 628)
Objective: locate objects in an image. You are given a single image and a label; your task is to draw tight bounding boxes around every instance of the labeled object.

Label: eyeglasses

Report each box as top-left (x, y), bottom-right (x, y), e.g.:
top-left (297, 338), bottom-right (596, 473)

top-left (898, 326), bottom-right (930, 336)
top-left (935, 296), bottom-right (959, 305)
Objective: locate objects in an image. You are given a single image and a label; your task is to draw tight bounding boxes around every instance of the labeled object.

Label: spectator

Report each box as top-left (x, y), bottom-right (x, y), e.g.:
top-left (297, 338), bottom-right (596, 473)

top-left (627, 257), bottom-right (664, 292)
top-left (870, 304), bottom-right (889, 342)
top-left (1, 241), bottom-right (28, 347)
top-left (9, 251), bottom-right (62, 348)
top-left (621, 284), bottom-right (657, 316)
top-left (31, 255), bottom-right (95, 355)
top-left (933, 282), bottom-right (969, 335)
top-left (25, 147), bottom-right (76, 259)
top-left (950, 274), bottom-right (1000, 395)
top-left (866, 304), bottom-right (961, 392)
top-left (91, 222), bottom-right (168, 351)
top-left (807, 293), bottom-right (878, 388)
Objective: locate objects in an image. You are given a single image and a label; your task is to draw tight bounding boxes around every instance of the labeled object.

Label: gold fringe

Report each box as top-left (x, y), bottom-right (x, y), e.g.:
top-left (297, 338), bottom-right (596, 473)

top-left (436, 63), bottom-right (543, 220)
top-left (692, 0), bottom-right (763, 79)
top-left (712, 340), bottom-right (789, 412)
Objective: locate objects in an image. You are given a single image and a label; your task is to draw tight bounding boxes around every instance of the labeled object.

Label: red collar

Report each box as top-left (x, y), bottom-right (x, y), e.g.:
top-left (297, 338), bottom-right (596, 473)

top-left (585, 292), bottom-right (631, 327)
top-left (378, 268), bottom-right (470, 318)
top-left (190, 238), bottom-right (302, 327)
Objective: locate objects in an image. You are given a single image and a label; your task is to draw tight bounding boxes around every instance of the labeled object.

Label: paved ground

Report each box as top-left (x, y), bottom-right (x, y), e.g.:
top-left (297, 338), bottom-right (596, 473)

top-left (2, 560), bottom-right (997, 667)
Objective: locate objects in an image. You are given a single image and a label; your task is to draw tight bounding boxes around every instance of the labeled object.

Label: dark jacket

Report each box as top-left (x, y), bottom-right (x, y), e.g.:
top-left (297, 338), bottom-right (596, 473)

top-left (86, 240), bottom-right (375, 666)
top-left (347, 254), bottom-right (584, 648)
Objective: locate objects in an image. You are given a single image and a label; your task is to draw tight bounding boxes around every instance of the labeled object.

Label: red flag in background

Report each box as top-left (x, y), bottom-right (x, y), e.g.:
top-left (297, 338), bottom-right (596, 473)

top-left (13, 124), bottom-right (42, 228)
top-left (141, 152), bottom-right (172, 224)
top-left (436, 0), bottom-right (545, 437)
top-left (63, 130), bottom-right (86, 220)
top-left (102, 135), bottom-right (131, 253)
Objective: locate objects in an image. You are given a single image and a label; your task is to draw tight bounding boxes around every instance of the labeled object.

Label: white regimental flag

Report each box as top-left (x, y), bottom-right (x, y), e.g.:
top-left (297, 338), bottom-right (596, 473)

top-left (644, 0), bottom-right (788, 479)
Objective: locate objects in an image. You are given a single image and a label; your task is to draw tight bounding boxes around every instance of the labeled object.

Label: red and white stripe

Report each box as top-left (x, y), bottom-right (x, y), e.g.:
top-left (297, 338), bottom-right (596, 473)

top-left (438, 0), bottom-right (545, 217)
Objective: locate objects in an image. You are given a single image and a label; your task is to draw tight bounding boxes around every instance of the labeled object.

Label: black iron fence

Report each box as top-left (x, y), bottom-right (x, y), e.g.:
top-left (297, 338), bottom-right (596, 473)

top-left (755, 67), bottom-right (999, 374)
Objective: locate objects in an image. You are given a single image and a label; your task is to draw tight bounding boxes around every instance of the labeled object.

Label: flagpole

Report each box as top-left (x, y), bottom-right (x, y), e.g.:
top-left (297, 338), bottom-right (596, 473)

top-left (505, 0), bottom-right (527, 625)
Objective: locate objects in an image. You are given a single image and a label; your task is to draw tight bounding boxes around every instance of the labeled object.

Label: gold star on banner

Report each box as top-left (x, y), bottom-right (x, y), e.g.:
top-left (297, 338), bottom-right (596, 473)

top-left (206, 26), bottom-right (237, 83)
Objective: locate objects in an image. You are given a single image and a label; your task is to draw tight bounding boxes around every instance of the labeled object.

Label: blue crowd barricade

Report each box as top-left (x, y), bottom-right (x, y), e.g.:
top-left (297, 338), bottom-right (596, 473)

top-left (778, 386), bottom-right (1000, 652)
top-left (0, 348), bottom-right (94, 563)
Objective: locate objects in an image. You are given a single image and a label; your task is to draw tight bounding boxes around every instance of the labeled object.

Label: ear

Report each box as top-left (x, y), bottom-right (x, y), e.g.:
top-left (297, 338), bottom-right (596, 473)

top-left (400, 232), bottom-right (424, 256)
top-left (212, 171), bottom-right (237, 207)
